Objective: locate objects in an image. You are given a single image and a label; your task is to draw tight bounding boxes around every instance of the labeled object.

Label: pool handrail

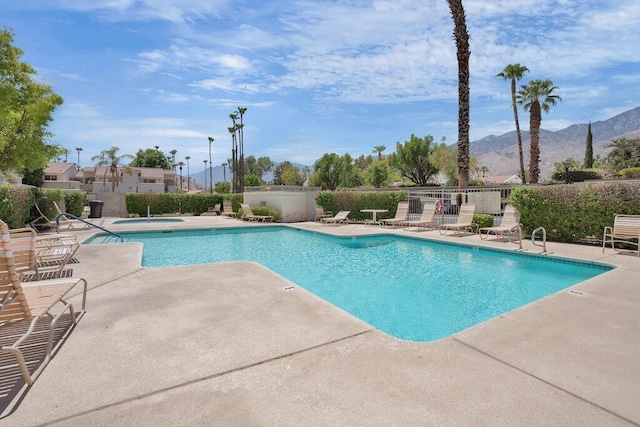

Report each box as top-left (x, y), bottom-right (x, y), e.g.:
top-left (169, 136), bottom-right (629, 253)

top-left (55, 213), bottom-right (124, 242)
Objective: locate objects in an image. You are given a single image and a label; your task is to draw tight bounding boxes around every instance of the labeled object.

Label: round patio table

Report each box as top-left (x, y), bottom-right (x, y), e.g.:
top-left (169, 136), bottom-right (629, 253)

top-left (360, 209), bottom-right (388, 225)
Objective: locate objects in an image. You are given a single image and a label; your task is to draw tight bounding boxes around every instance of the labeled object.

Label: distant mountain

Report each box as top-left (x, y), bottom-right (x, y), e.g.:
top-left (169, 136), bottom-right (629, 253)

top-left (470, 106), bottom-right (640, 178)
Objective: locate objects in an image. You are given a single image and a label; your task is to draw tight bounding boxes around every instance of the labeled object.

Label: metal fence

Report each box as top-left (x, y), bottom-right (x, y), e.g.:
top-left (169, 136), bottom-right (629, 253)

top-left (407, 186), bottom-right (515, 225)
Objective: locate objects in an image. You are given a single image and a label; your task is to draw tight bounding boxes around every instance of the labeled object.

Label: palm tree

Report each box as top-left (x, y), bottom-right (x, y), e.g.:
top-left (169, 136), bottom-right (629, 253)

top-left (91, 146), bottom-right (134, 192)
top-left (169, 149), bottom-right (177, 170)
top-left (177, 161), bottom-right (185, 192)
top-left (373, 145), bottom-right (386, 161)
top-left (203, 160), bottom-right (208, 191)
top-left (517, 79), bottom-right (562, 184)
top-left (236, 107), bottom-right (247, 192)
top-left (185, 156), bottom-right (191, 191)
top-left (497, 63), bottom-right (529, 184)
top-left (221, 162), bottom-right (228, 182)
top-left (75, 147), bottom-right (83, 167)
top-left (447, 0), bottom-right (471, 189)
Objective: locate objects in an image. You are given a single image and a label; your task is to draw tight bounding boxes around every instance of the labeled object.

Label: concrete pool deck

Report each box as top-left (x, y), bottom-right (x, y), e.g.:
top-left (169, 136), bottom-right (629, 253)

top-left (1, 216), bottom-right (638, 426)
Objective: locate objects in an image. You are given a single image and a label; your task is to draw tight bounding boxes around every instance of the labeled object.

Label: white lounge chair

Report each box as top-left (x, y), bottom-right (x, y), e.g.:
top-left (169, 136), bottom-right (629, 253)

top-left (315, 205), bottom-right (332, 222)
top-left (404, 202), bottom-right (437, 231)
top-left (240, 204), bottom-right (273, 222)
top-left (603, 214), bottom-right (640, 257)
top-left (439, 204), bottom-right (477, 235)
top-left (0, 219), bottom-right (87, 385)
top-left (379, 202), bottom-right (409, 228)
top-left (479, 204), bottom-right (522, 242)
top-left (320, 210), bottom-right (351, 225)
top-left (221, 200), bottom-right (238, 218)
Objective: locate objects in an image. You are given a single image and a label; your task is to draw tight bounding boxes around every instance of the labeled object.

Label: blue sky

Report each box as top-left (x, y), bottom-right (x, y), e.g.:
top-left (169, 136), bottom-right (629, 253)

top-left (3, 0), bottom-right (639, 171)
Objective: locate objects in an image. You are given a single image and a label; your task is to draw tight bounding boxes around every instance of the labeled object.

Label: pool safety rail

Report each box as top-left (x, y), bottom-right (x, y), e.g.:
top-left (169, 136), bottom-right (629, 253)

top-left (55, 213), bottom-right (124, 242)
top-left (532, 226), bottom-right (547, 253)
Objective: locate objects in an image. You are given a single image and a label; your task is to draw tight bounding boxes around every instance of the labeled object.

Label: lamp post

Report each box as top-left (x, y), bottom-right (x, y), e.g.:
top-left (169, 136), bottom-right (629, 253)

top-left (208, 137), bottom-right (214, 193)
top-left (203, 160), bottom-right (208, 191)
top-left (563, 160), bottom-right (571, 184)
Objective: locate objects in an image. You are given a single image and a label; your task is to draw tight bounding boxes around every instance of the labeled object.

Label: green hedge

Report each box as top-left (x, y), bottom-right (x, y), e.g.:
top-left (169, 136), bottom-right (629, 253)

top-left (509, 182), bottom-right (640, 242)
top-left (125, 193), bottom-right (244, 216)
top-left (0, 186), bottom-right (86, 228)
top-left (316, 190), bottom-right (408, 222)
top-left (551, 170), bottom-right (602, 182)
top-left (620, 168), bottom-right (640, 179)
top-left (473, 214), bottom-right (494, 229)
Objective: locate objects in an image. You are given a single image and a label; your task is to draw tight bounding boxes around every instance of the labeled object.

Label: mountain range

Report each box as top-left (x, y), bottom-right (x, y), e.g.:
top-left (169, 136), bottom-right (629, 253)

top-left (470, 106), bottom-right (640, 178)
top-left (187, 106), bottom-right (640, 187)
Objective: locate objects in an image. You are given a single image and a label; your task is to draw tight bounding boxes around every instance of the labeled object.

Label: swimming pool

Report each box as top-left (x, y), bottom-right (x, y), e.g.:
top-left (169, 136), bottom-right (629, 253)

top-left (87, 226), bottom-right (612, 341)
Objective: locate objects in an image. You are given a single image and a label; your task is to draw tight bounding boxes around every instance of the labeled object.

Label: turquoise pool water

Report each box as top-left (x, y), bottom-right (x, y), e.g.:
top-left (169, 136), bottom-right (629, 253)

top-left (88, 227), bottom-right (611, 341)
top-left (112, 218), bottom-right (185, 224)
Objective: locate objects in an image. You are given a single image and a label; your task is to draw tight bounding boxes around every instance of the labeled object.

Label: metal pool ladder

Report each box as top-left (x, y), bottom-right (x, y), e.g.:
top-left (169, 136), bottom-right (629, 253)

top-left (531, 226), bottom-right (547, 253)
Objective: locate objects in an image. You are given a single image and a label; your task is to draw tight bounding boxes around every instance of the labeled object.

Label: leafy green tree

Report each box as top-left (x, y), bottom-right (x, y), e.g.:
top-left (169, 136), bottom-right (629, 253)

top-left (272, 161), bottom-right (305, 185)
top-left (365, 160), bottom-right (390, 188)
top-left (91, 146), bottom-right (134, 192)
top-left (447, 0), bottom-right (471, 188)
top-left (130, 148), bottom-right (172, 169)
top-left (244, 174), bottom-right (263, 186)
top-left (244, 155), bottom-right (274, 179)
top-left (497, 63), bottom-right (529, 183)
top-left (20, 167), bottom-right (44, 187)
top-left (354, 154), bottom-right (374, 171)
top-left (214, 181), bottom-right (231, 193)
top-left (0, 28), bottom-right (64, 172)
top-left (606, 137), bottom-right (640, 171)
top-left (584, 122), bottom-right (594, 168)
top-left (388, 134), bottom-right (439, 185)
top-left (518, 79), bottom-right (562, 184)
top-left (313, 153), bottom-right (361, 190)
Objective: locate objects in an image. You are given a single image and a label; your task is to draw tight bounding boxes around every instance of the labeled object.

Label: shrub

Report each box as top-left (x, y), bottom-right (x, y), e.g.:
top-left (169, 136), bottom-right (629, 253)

top-left (620, 167), bottom-right (640, 179)
top-left (473, 214), bottom-right (493, 229)
top-left (551, 169), bottom-right (602, 182)
top-left (64, 191), bottom-right (86, 217)
top-left (509, 182), bottom-right (640, 242)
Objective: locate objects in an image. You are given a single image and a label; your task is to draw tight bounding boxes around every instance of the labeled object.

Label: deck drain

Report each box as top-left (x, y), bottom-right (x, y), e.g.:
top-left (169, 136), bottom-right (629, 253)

top-left (284, 286), bottom-right (295, 290)
top-left (568, 290), bottom-right (585, 296)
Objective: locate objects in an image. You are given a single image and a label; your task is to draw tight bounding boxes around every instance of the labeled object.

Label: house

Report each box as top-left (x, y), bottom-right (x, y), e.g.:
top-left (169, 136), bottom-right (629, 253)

top-left (481, 175), bottom-right (522, 185)
top-left (42, 162), bottom-right (81, 189)
top-left (73, 166), bottom-right (176, 193)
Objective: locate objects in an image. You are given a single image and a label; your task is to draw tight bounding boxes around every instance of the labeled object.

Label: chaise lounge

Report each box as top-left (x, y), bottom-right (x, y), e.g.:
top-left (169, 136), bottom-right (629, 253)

top-left (240, 204), bottom-right (274, 222)
top-left (0, 220), bottom-right (88, 385)
top-left (439, 204), bottom-right (477, 236)
top-left (479, 204), bottom-right (522, 242)
top-left (320, 210), bottom-right (351, 225)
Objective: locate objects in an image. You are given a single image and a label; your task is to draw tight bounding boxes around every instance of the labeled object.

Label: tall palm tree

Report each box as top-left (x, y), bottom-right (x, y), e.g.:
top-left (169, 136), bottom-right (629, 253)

top-left (177, 161), bottom-right (185, 192)
top-left (185, 156), bottom-right (191, 191)
top-left (517, 79), bottom-right (562, 184)
top-left (221, 162), bottom-right (228, 182)
top-left (91, 146), bottom-right (133, 192)
top-left (236, 107), bottom-right (247, 192)
top-left (497, 63), bottom-right (529, 184)
top-left (228, 115), bottom-right (238, 192)
top-left (169, 149), bottom-right (177, 170)
top-left (447, 0), bottom-right (471, 189)
top-left (373, 145), bottom-right (386, 161)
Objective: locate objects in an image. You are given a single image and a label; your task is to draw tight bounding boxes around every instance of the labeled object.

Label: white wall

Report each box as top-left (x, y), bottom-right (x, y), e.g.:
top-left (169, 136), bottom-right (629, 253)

top-left (244, 188), bottom-right (320, 222)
